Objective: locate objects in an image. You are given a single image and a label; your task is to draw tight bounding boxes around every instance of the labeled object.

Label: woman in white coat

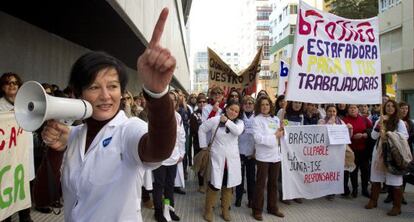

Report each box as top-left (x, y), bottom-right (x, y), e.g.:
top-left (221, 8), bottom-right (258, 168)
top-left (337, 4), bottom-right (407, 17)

top-left (40, 8), bottom-right (178, 222)
top-left (199, 100), bottom-right (244, 222)
top-left (151, 91), bottom-right (185, 222)
top-left (365, 99), bottom-right (409, 216)
top-left (251, 96), bottom-right (284, 221)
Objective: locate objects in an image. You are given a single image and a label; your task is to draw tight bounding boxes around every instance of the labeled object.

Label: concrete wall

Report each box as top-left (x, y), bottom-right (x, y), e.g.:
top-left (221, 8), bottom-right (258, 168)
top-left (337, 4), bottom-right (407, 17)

top-left (1, 0), bottom-right (190, 94)
top-left (379, 0), bottom-right (414, 74)
top-left (109, 0), bottom-right (190, 90)
top-left (0, 11), bottom-right (141, 93)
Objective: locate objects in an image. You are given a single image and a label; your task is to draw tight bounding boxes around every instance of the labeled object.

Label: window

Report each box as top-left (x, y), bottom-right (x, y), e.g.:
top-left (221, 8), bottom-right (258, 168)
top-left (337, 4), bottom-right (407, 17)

top-left (380, 28), bottom-right (402, 53)
top-left (290, 25), bottom-right (296, 35)
top-left (290, 4), bottom-right (298, 14)
top-left (283, 6), bottom-right (288, 17)
top-left (390, 28), bottom-right (402, 51)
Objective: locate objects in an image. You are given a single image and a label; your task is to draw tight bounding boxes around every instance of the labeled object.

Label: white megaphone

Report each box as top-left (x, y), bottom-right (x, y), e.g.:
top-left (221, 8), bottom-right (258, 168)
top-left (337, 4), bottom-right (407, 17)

top-left (14, 81), bottom-right (93, 132)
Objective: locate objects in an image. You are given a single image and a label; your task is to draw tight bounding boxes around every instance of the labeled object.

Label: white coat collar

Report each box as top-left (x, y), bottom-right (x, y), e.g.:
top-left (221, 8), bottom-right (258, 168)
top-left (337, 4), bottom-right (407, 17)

top-left (81, 110), bottom-right (128, 158)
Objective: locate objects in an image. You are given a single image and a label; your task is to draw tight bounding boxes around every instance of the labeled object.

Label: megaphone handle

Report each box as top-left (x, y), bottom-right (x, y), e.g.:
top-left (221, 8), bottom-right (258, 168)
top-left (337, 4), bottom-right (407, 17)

top-left (59, 119), bottom-right (75, 126)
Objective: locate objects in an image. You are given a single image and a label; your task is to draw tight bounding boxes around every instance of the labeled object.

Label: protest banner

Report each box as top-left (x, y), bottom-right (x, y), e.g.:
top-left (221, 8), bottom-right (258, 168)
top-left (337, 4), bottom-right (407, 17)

top-left (208, 47), bottom-right (262, 96)
top-left (286, 1), bottom-right (381, 104)
top-left (281, 125), bottom-right (348, 199)
top-left (278, 59), bottom-right (289, 96)
top-left (0, 112), bottom-right (32, 220)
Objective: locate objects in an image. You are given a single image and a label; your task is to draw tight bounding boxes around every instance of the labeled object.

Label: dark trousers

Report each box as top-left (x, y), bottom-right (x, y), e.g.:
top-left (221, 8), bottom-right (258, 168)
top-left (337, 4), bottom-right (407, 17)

top-left (253, 161), bottom-right (280, 212)
top-left (183, 132), bottom-right (189, 176)
top-left (187, 132), bottom-right (193, 167)
top-left (152, 164), bottom-right (177, 210)
top-left (142, 187), bottom-right (151, 202)
top-left (349, 149), bottom-right (369, 192)
top-left (33, 148), bottom-right (63, 207)
top-left (235, 155), bottom-right (256, 203)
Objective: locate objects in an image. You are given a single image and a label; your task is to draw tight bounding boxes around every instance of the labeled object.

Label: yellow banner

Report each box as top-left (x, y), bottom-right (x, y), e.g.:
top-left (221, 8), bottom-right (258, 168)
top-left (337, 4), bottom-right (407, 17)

top-left (208, 47), bottom-right (262, 96)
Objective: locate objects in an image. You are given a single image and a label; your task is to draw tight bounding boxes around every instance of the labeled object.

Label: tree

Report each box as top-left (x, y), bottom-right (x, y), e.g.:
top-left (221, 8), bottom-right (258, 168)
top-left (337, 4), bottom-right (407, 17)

top-left (325, 0), bottom-right (379, 19)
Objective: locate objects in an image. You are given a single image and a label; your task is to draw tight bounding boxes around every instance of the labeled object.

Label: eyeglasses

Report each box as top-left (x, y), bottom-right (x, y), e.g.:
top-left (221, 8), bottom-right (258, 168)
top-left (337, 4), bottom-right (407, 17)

top-left (6, 81), bottom-right (18, 86)
top-left (198, 100), bottom-right (206, 104)
top-left (211, 91), bottom-right (223, 95)
top-left (230, 94), bottom-right (239, 98)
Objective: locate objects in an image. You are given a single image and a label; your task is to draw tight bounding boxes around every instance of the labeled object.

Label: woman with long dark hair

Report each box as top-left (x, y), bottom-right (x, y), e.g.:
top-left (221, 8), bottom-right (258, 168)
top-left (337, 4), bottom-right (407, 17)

top-left (365, 100), bottom-right (409, 216)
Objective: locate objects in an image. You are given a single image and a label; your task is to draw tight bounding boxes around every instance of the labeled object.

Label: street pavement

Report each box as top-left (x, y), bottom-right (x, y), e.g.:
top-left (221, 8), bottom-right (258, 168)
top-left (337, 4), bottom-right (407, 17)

top-left (10, 171), bottom-right (414, 222)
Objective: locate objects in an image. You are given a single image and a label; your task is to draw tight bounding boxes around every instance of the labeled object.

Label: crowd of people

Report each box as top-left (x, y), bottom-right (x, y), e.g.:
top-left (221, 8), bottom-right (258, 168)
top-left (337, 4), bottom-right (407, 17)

top-left (1, 9), bottom-right (413, 222)
top-left (1, 68), bottom-right (414, 222)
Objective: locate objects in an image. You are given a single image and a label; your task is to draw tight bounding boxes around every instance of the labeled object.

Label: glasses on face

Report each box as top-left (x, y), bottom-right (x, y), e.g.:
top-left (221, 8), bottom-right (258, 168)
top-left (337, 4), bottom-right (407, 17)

top-left (198, 100), bottom-right (206, 104)
top-left (211, 91), bottom-right (223, 96)
top-left (6, 81), bottom-right (18, 86)
top-left (230, 94), bottom-right (239, 98)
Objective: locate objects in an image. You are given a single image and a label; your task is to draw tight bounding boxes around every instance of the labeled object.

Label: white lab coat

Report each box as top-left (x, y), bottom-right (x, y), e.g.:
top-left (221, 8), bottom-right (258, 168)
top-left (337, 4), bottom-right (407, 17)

top-left (174, 112), bottom-right (186, 188)
top-left (201, 103), bottom-right (222, 122)
top-left (61, 111), bottom-right (160, 222)
top-left (252, 114), bottom-right (282, 162)
top-left (198, 116), bottom-right (244, 189)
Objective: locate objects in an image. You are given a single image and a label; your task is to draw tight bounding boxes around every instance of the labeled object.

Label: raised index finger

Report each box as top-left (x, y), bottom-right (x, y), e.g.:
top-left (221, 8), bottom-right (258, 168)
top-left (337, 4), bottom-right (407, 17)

top-left (149, 7), bottom-right (169, 48)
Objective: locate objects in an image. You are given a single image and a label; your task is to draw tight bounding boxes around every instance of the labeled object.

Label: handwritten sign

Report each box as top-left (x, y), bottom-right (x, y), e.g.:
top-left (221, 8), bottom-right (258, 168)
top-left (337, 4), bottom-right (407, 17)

top-left (286, 1), bottom-right (381, 104)
top-left (0, 112), bottom-right (32, 220)
top-left (326, 125), bottom-right (351, 145)
top-left (281, 125), bottom-right (345, 199)
top-left (208, 47), bottom-right (262, 96)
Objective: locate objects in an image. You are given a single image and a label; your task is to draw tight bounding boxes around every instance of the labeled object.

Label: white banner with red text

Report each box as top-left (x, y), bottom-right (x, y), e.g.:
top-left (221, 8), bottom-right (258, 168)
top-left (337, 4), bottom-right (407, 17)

top-left (281, 125), bottom-right (346, 200)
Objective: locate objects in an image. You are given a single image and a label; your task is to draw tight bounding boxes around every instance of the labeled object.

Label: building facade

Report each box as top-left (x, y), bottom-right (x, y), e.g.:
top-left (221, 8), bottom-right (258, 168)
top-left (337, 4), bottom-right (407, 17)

top-left (192, 49), bottom-right (240, 94)
top-left (0, 0), bottom-right (191, 94)
top-left (378, 0), bottom-right (414, 117)
top-left (268, 0), bottom-right (325, 96)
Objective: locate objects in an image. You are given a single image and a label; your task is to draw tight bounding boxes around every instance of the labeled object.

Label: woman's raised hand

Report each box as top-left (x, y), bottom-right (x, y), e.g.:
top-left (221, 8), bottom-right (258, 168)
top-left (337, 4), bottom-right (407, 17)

top-left (137, 8), bottom-right (176, 93)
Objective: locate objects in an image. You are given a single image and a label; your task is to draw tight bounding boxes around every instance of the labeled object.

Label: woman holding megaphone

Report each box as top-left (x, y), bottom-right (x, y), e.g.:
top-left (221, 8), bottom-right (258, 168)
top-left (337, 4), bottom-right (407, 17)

top-left (41, 8), bottom-right (177, 222)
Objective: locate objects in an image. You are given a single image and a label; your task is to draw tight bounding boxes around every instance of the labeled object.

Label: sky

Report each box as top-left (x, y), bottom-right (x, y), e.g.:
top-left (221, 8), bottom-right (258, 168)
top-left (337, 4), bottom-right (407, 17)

top-left (188, 0), bottom-right (242, 55)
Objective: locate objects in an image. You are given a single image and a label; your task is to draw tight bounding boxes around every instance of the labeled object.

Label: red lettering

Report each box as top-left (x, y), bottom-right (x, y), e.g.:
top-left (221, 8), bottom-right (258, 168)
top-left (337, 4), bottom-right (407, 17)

top-left (8, 127), bottom-right (17, 149)
top-left (0, 129), bottom-right (5, 151)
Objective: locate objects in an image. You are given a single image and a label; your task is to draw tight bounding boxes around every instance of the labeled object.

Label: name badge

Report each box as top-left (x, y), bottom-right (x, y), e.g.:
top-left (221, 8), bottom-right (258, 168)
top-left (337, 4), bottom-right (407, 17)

top-left (102, 137), bottom-right (112, 148)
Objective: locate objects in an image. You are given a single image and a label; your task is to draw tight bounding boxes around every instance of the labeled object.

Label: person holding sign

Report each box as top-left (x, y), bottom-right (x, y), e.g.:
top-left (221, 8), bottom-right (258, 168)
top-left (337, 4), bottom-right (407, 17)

top-left (198, 100), bottom-right (244, 222)
top-left (251, 96), bottom-right (285, 220)
top-left (318, 104), bottom-right (353, 200)
top-left (0, 73), bottom-right (33, 222)
top-left (365, 100), bottom-right (409, 216)
top-left (40, 8), bottom-right (177, 222)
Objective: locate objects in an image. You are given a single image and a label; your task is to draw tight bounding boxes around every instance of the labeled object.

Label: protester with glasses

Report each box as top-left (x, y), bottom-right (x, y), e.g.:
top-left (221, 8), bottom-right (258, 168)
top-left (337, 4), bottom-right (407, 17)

top-left (226, 88), bottom-right (241, 103)
top-left (0, 72), bottom-right (33, 222)
top-left (202, 86), bottom-right (225, 122)
top-left (189, 93), bottom-right (208, 193)
top-left (0, 72), bottom-right (23, 111)
top-left (235, 95), bottom-right (256, 208)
